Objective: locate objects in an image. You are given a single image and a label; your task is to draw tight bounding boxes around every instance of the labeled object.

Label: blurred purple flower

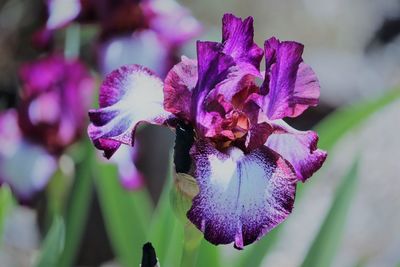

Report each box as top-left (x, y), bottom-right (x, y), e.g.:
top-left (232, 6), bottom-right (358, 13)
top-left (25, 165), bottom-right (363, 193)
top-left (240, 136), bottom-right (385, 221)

top-left (0, 110), bottom-right (57, 199)
top-left (18, 54), bottom-right (94, 154)
top-left (44, 0), bottom-right (200, 41)
top-left (0, 55), bottom-right (94, 199)
top-left (88, 13), bottom-right (327, 248)
top-left (97, 0), bottom-right (201, 77)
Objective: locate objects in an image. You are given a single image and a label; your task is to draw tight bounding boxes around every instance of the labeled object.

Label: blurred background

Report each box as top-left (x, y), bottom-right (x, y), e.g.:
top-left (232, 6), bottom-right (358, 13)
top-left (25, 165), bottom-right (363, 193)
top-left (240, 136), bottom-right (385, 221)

top-left (0, 0), bottom-right (399, 266)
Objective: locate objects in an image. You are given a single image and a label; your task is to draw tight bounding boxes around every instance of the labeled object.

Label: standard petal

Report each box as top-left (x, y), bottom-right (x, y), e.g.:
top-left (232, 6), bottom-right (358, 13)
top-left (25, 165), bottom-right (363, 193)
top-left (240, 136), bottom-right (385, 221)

top-left (88, 64), bottom-right (171, 158)
top-left (205, 14), bottom-right (263, 103)
top-left (164, 56), bottom-right (198, 121)
top-left (187, 140), bottom-right (297, 249)
top-left (0, 110), bottom-right (57, 199)
top-left (221, 14), bottom-right (263, 71)
top-left (265, 120), bottom-right (327, 182)
top-left (260, 37), bottom-right (320, 120)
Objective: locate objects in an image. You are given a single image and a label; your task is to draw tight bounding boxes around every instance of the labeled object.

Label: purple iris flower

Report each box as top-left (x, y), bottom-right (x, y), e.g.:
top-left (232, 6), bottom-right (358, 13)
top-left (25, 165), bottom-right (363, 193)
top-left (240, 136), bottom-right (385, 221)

top-left (0, 110), bottom-right (57, 200)
top-left (18, 54), bottom-right (94, 154)
top-left (88, 14), bottom-right (327, 248)
top-left (0, 55), bottom-right (94, 199)
top-left (44, 0), bottom-right (201, 41)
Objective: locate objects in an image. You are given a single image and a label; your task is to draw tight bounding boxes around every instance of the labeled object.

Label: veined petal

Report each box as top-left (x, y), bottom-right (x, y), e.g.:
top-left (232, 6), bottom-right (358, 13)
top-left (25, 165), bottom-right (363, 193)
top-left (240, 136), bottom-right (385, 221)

top-left (164, 56), bottom-right (198, 121)
top-left (221, 14), bottom-right (263, 71)
top-left (266, 120), bottom-right (327, 182)
top-left (260, 37), bottom-right (320, 120)
top-left (192, 41), bottom-right (235, 134)
top-left (88, 65), bottom-right (171, 158)
top-left (205, 14), bottom-right (263, 103)
top-left (187, 140), bottom-right (297, 249)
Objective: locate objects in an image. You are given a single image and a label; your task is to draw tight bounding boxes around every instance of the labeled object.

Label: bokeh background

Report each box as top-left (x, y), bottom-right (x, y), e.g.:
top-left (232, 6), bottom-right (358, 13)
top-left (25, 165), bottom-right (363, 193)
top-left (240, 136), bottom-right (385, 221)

top-left (0, 0), bottom-right (399, 266)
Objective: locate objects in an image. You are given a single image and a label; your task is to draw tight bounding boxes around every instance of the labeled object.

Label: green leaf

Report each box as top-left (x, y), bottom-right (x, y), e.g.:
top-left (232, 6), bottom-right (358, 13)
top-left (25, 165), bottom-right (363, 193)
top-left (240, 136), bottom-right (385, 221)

top-left (316, 88), bottom-right (400, 151)
top-left (148, 172), bottom-right (184, 267)
top-left (0, 185), bottom-right (14, 244)
top-left (234, 225), bottom-right (281, 267)
top-left (300, 159), bottom-right (359, 267)
top-left (195, 239), bottom-right (221, 267)
top-left (95, 163), bottom-right (152, 267)
top-left (35, 216), bottom-right (65, 267)
top-left (58, 146), bottom-right (94, 267)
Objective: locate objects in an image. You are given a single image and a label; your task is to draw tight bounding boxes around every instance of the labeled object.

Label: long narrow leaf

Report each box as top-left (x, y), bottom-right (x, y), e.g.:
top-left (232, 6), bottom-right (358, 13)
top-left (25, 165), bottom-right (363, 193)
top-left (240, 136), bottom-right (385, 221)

top-left (148, 171), bottom-right (184, 267)
top-left (316, 88), bottom-right (400, 151)
top-left (195, 239), bottom-right (221, 267)
top-left (0, 185), bottom-right (14, 244)
top-left (95, 163), bottom-right (152, 267)
top-left (35, 217), bottom-right (65, 267)
top-left (58, 144), bottom-right (94, 267)
top-left (300, 159), bottom-right (359, 267)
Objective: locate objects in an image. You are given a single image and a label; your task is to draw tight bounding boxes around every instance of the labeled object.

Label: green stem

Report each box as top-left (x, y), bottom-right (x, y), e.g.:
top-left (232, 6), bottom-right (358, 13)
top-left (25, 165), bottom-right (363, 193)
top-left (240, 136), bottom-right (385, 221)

top-left (180, 224), bottom-right (202, 267)
top-left (180, 242), bottom-right (199, 267)
top-left (64, 24), bottom-right (80, 59)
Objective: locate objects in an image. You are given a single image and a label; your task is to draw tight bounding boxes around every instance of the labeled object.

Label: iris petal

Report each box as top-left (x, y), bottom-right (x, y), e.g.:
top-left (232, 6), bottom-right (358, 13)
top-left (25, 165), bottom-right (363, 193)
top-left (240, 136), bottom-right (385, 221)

top-left (164, 56), bottom-right (198, 121)
top-left (266, 120), bottom-right (327, 181)
top-left (187, 140), bottom-right (297, 249)
top-left (260, 37), bottom-right (320, 120)
top-left (88, 64), bottom-right (171, 158)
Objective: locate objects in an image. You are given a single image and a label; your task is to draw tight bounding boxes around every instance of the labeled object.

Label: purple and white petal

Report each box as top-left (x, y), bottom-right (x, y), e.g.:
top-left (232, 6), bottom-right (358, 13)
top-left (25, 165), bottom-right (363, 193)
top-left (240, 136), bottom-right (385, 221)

top-left (266, 120), bottom-right (327, 182)
top-left (0, 110), bottom-right (57, 199)
top-left (260, 37), bottom-right (320, 120)
top-left (88, 64), bottom-right (171, 158)
top-left (164, 56), bottom-right (198, 121)
top-left (187, 140), bottom-right (297, 249)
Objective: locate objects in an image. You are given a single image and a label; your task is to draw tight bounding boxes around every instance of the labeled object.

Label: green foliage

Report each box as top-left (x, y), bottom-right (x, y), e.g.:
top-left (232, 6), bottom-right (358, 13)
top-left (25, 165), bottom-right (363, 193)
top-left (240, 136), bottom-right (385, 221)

top-left (95, 163), bottom-right (152, 267)
top-left (58, 145), bottom-right (94, 267)
top-left (316, 89), bottom-right (400, 151)
top-left (148, 172), bottom-right (184, 267)
top-left (300, 160), bottom-right (359, 267)
top-left (35, 217), bottom-right (65, 267)
top-left (0, 185), bottom-right (14, 245)
top-left (195, 239), bottom-right (221, 267)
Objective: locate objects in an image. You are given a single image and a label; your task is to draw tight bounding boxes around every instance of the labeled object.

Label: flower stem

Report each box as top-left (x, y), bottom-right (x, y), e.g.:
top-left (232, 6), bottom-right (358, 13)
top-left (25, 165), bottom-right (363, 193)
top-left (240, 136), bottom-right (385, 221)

top-left (180, 223), bottom-right (202, 267)
top-left (64, 24), bottom-right (80, 59)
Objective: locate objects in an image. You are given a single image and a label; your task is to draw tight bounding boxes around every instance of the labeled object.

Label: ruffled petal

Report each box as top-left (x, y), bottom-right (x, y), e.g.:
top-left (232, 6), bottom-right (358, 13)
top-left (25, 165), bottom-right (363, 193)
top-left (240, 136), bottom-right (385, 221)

top-left (221, 14), bottom-right (263, 71)
top-left (265, 120), bottom-right (327, 182)
top-left (205, 14), bottom-right (263, 103)
top-left (164, 56), bottom-right (198, 121)
top-left (260, 37), bottom-right (320, 120)
top-left (88, 65), bottom-right (171, 158)
top-left (187, 140), bottom-right (297, 249)
top-left (0, 110), bottom-right (57, 199)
